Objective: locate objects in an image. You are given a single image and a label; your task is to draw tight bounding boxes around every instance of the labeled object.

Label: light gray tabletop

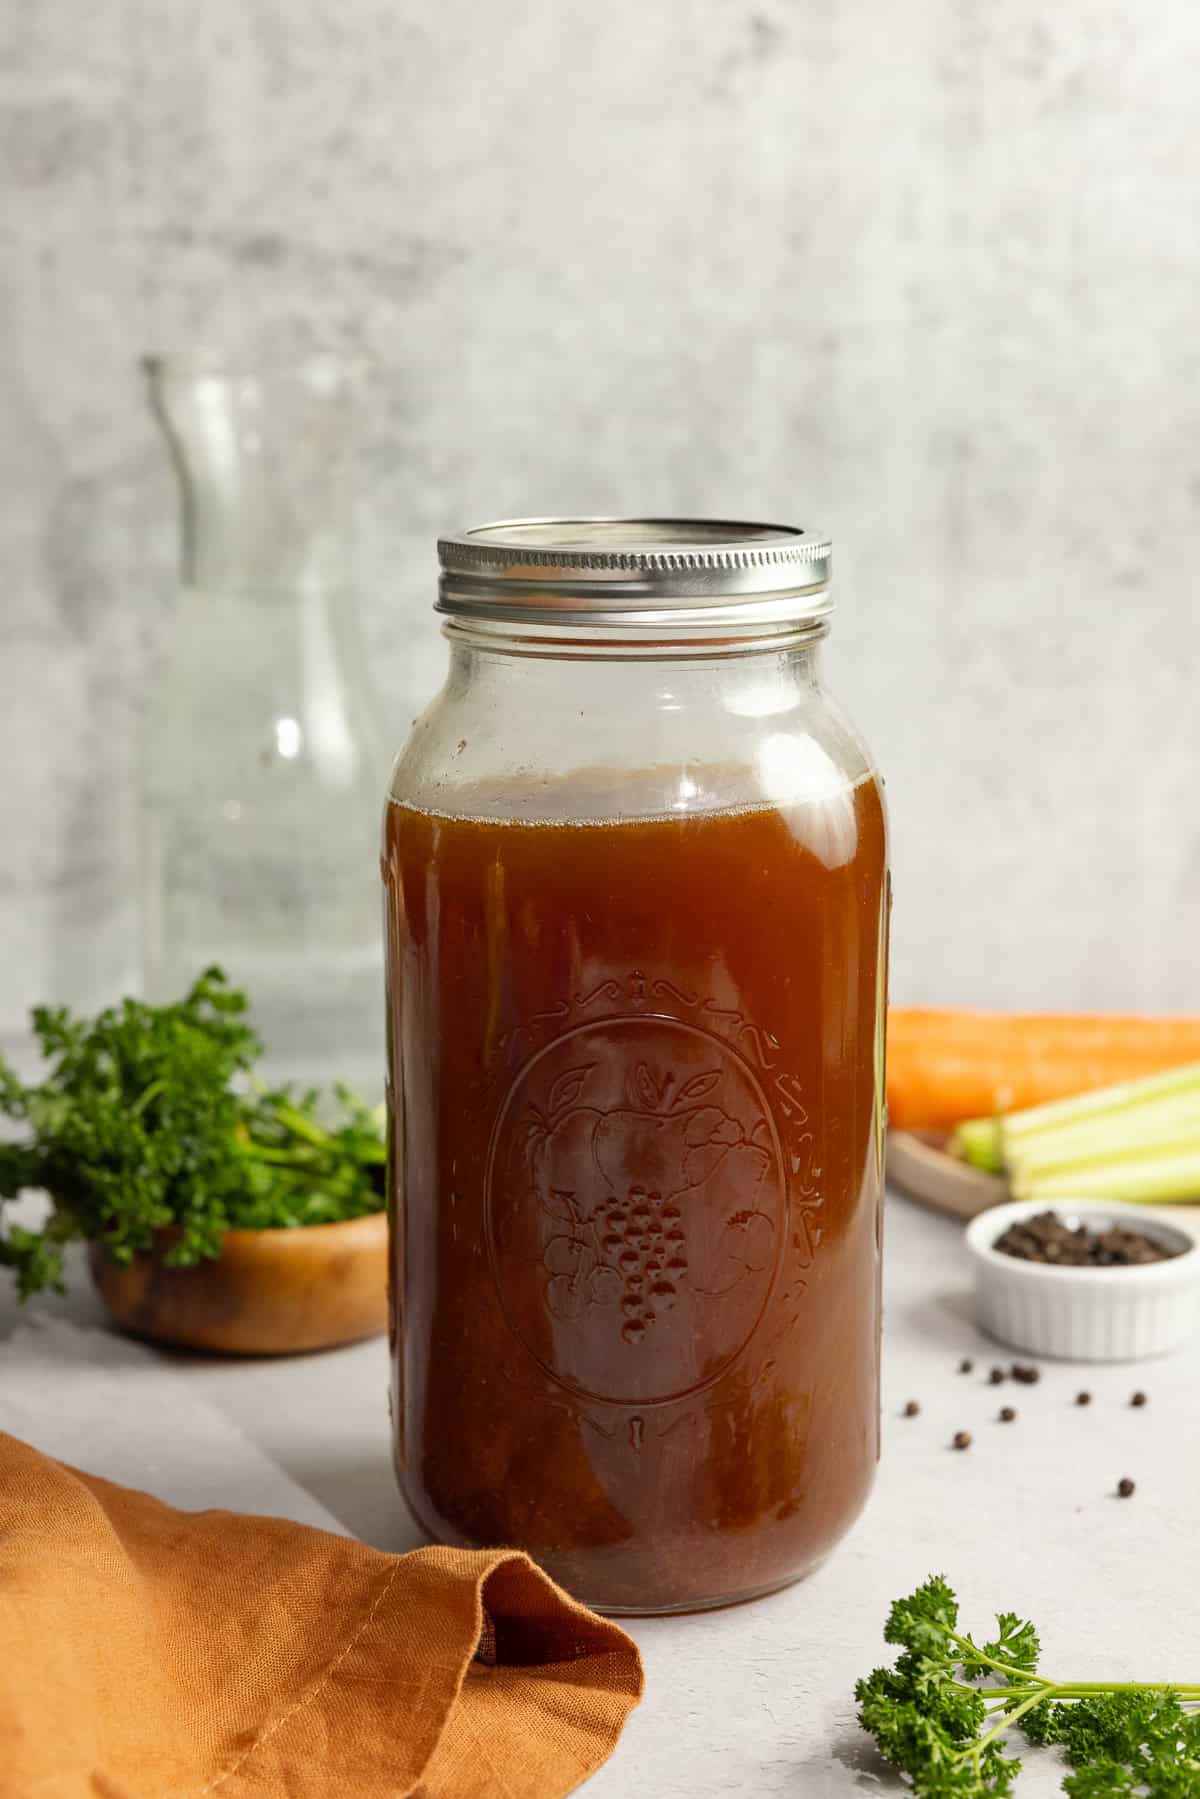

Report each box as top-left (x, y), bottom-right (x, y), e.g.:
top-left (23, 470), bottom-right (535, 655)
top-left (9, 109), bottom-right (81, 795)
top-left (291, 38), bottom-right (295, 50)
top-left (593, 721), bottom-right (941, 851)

top-left (2, 1191), bottom-right (1194, 1797)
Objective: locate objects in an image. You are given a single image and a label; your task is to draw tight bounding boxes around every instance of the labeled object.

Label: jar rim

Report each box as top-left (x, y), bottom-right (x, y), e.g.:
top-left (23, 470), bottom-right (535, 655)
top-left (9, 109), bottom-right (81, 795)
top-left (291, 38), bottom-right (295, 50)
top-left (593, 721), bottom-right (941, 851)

top-left (436, 517), bottom-right (832, 628)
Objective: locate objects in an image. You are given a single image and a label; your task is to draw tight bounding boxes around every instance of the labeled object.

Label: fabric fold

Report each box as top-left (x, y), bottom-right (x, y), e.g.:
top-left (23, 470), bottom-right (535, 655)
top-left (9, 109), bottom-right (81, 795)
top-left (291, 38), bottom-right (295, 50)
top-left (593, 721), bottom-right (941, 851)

top-left (0, 1432), bottom-right (642, 1799)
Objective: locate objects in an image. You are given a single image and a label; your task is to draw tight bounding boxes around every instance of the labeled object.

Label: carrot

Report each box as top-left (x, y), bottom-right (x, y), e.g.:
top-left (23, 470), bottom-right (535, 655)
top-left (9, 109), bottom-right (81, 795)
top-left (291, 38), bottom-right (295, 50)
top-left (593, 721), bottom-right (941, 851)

top-left (886, 1008), bottom-right (1200, 1132)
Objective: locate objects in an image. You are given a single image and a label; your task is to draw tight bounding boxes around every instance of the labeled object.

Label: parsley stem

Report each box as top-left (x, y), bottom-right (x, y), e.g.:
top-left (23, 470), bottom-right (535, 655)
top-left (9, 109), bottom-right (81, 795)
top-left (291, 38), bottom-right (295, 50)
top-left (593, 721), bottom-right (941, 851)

top-left (272, 1102), bottom-right (335, 1148)
top-left (130, 1078), bottom-right (165, 1117)
top-left (966, 1678), bottom-right (1200, 1768)
top-left (971, 1680), bottom-right (1200, 1698)
top-left (238, 1144), bottom-right (324, 1167)
top-left (964, 1685), bottom-right (1061, 1761)
top-left (1041, 1682), bottom-right (1200, 1696)
top-left (948, 1630), bottom-right (1052, 1687)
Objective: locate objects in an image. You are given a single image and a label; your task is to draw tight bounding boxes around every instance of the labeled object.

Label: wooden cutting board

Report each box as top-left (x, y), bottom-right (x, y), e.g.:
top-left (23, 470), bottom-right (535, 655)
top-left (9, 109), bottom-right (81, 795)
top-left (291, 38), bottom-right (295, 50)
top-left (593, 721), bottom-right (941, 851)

top-left (887, 1130), bottom-right (1200, 1231)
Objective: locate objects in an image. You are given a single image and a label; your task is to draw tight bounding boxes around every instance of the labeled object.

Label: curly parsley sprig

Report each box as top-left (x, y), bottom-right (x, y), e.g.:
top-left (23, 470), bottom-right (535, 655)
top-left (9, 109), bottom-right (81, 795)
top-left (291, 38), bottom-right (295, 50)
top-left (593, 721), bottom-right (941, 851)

top-left (856, 1576), bottom-right (1200, 1797)
top-left (0, 969), bottom-right (385, 1297)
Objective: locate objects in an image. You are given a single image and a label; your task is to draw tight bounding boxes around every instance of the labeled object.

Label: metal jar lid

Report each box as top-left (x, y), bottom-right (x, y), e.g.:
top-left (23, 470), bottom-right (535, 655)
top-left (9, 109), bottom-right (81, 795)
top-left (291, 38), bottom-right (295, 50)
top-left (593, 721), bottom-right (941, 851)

top-left (436, 517), bottom-right (832, 629)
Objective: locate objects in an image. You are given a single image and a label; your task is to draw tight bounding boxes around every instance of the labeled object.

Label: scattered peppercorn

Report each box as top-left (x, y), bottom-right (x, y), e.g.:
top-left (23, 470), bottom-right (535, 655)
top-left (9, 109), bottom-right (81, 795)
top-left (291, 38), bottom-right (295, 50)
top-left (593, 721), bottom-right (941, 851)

top-left (958, 1358), bottom-right (974, 1374)
top-left (1011, 1363), bottom-right (1041, 1385)
top-left (1117, 1477), bottom-right (1136, 1498)
top-left (988, 1367), bottom-right (1005, 1385)
top-left (952, 1431), bottom-right (972, 1451)
top-left (1075, 1391), bottom-right (1092, 1407)
top-left (999, 1406), bottom-right (1016, 1423)
top-left (903, 1400), bottom-right (921, 1417)
top-left (1131, 1391), bottom-right (1148, 1408)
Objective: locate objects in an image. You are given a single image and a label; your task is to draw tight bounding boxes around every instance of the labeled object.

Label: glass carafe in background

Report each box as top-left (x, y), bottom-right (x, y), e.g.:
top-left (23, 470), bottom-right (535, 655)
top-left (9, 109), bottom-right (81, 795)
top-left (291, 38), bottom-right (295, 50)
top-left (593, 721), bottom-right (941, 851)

top-left (143, 356), bottom-right (385, 1095)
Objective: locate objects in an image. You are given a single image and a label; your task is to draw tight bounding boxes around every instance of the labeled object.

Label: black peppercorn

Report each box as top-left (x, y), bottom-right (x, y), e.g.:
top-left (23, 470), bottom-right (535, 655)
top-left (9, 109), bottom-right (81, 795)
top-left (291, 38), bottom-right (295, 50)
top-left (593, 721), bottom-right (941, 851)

top-left (1075, 1391), bottom-right (1092, 1407)
top-left (1117, 1477), bottom-right (1136, 1498)
top-left (989, 1367), bottom-right (1006, 1385)
top-left (999, 1406), bottom-right (1016, 1423)
top-left (952, 1430), bottom-right (972, 1450)
top-left (903, 1400), bottom-right (921, 1417)
top-left (1131, 1391), bottom-right (1148, 1408)
top-left (994, 1209), bottom-right (1179, 1267)
top-left (958, 1358), bottom-right (974, 1374)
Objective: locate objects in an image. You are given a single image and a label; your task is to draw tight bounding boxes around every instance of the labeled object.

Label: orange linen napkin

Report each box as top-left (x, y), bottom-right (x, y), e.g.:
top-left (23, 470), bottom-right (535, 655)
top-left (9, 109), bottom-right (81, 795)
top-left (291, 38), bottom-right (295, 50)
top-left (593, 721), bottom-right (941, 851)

top-left (0, 1431), bottom-right (642, 1799)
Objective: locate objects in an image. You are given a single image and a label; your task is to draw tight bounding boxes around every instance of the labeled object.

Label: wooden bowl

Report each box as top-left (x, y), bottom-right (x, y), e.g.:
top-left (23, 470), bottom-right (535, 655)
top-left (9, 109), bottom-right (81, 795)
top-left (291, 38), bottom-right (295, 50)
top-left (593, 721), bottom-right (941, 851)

top-left (88, 1212), bottom-right (389, 1355)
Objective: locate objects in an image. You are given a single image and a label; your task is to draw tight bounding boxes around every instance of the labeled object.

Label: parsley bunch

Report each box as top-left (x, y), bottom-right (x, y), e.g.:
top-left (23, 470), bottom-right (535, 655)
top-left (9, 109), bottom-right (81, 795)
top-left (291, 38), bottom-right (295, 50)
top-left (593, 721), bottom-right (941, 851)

top-left (0, 969), bottom-right (385, 1297)
top-left (857, 1576), bottom-right (1200, 1797)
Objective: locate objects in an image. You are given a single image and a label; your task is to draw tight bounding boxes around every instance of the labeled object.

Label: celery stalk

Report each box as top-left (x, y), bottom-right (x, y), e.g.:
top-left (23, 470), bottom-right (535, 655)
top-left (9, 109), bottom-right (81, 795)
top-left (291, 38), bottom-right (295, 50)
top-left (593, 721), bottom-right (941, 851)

top-left (1013, 1145), bottom-right (1200, 1205)
top-left (1001, 1061), bottom-right (1200, 1147)
top-left (1010, 1132), bottom-right (1200, 1182)
top-left (952, 1060), bottom-right (1200, 1195)
top-left (1004, 1093), bottom-right (1200, 1181)
top-left (952, 1116), bottom-right (1005, 1172)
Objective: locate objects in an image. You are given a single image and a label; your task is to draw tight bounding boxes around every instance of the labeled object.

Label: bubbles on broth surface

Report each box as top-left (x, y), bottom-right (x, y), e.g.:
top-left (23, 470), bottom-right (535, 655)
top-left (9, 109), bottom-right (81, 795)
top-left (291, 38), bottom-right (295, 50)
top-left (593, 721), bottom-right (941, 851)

top-left (393, 760), bottom-right (869, 871)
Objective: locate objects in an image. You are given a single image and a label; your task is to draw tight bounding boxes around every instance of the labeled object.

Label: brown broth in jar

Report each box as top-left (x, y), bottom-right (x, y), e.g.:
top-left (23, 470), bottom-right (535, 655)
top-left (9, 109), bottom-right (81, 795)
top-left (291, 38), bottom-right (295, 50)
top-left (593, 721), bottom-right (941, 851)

top-left (383, 771), bottom-right (887, 1612)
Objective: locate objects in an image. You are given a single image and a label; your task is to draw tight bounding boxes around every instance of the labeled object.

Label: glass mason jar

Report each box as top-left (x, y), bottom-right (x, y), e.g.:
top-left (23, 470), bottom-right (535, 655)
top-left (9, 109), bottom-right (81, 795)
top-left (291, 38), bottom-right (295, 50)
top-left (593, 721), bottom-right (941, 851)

top-left (143, 356), bottom-right (386, 1095)
top-left (383, 519), bottom-right (888, 1613)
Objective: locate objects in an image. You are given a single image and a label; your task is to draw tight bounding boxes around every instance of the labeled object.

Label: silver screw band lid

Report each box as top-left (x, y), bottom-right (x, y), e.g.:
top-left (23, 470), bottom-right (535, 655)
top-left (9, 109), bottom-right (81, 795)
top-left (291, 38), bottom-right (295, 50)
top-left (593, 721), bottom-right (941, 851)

top-left (436, 517), bottom-right (832, 628)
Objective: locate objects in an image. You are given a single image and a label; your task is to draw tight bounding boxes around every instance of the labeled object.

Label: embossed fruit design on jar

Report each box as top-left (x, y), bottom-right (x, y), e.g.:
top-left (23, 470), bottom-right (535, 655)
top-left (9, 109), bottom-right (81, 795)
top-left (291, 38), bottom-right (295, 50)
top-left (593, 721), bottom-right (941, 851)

top-left (489, 1019), bottom-right (786, 1408)
top-left (384, 520), bottom-right (888, 1613)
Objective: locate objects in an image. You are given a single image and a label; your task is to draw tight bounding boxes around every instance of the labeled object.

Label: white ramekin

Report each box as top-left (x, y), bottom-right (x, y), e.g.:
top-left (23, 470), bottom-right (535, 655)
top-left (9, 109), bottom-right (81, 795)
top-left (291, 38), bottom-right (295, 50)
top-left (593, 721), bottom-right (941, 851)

top-left (964, 1198), bottom-right (1200, 1362)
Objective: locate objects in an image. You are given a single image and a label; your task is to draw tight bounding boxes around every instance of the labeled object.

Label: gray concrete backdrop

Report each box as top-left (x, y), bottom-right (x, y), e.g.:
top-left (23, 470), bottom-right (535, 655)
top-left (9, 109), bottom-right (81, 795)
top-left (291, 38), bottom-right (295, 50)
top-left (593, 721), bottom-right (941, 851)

top-left (4, 0), bottom-right (1199, 1039)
